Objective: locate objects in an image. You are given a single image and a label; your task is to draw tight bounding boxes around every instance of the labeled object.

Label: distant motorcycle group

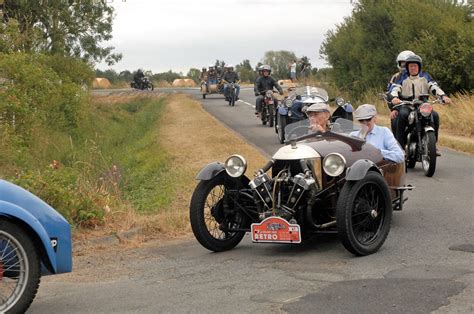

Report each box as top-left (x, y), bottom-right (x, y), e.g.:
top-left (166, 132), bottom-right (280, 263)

top-left (200, 64), bottom-right (239, 106)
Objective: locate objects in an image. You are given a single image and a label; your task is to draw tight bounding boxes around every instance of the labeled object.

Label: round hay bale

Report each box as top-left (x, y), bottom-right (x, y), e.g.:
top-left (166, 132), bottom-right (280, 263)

top-left (183, 78), bottom-right (197, 87)
top-left (92, 77), bottom-right (111, 89)
top-left (172, 79), bottom-right (185, 87)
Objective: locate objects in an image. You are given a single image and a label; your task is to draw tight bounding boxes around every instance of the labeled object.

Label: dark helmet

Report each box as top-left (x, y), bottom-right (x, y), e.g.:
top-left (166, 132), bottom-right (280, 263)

top-left (405, 54), bottom-right (422, 71)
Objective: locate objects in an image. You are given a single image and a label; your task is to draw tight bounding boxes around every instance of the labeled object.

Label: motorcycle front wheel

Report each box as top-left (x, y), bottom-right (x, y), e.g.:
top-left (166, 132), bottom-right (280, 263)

top-left (268, 104), bottom-right (274, 127)
top-left (421, 132), bottom-right (437, 177)
top-left (261, 107), bottom-right (267, 125)
top-left (277, 114), bottom-right (287, 144)
top-left (0, 220), bottom-right (41, 313)
top-left (190, 174), bottom-right (247, 252)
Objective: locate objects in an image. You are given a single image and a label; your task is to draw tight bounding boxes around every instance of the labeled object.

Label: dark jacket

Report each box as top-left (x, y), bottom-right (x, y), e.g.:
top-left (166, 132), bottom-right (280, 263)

top-left (255, 76), bottom-right (282, 95)
top-left (222, 71), bottom-right (240, 83)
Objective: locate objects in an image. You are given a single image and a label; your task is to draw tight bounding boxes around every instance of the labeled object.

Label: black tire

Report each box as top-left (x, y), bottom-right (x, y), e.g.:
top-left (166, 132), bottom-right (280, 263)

top-left (421, 132), bottom-right (437, 177)
top-left (0, 220), bottom-right (41, 313)
top-left (277, 114), bottom-right (287, 144)
top-left (261, 107), bottom-right (267, 125)
top-left (190, 174), bottom-right (247, 252)
top-left (202, 94), bottom-right (206, 99)
top-left (336, 172), bottom-right (392, 256)
top-left (406, 157), bottom-right (416, 169)
top-left (268, 105), bottom-right (274, 127)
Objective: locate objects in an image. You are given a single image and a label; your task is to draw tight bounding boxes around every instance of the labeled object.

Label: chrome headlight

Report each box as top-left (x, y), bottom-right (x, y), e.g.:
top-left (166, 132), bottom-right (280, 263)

top-left (225, 154), bottom-right (247, 178)
top-left (323, 153), bottom-right (346, 177)
top-left (336, 97), bottom-right (344, 106)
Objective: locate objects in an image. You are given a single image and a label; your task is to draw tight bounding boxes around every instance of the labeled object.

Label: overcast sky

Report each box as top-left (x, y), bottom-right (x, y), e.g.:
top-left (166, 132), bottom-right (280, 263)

top-left (98, 0), bottom-right (354, 74)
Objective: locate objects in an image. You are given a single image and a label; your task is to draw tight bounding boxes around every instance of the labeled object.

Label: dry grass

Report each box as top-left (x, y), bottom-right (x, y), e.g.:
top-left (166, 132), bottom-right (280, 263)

top-left (138, 94), bottom-right (268, 236)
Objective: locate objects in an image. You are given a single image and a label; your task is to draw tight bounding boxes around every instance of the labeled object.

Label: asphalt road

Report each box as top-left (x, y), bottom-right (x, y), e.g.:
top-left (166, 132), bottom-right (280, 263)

top-left (30, 87), bottom-right (474, 313)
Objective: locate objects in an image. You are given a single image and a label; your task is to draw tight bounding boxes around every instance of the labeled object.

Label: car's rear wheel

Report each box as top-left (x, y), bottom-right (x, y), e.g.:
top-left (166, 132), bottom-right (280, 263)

top-left (0, 220), bottom-right (41, 313)
top-left (190, 174), bottom-right (247, 252)
top-left (336, 172), bottom-right (392, 256)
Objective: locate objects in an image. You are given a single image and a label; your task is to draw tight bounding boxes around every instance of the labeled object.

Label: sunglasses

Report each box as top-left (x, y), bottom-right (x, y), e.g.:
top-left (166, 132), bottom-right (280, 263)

top-left (358, 117), bottom-right (373, 122)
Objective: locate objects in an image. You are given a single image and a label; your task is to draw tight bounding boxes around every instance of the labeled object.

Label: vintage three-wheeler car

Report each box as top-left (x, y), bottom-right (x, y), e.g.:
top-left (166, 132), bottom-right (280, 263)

top-left (0, 179), bottom-right (72, 313)
top-left (190, 119), bottom-right (412, 256)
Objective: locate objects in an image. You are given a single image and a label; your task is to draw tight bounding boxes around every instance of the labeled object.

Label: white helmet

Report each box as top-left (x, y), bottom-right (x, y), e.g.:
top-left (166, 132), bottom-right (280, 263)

top-left (396, 50), bottom-right (415, 71)
top-left (227, 64), bottom-right (234, 70)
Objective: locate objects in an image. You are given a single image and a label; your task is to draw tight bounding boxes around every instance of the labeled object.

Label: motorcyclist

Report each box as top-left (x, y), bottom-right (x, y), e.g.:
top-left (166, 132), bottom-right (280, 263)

top-left (390, 54), bottom-right (452, 155)
top-left (253, 65), bottom-right (263, 96)
top-left (222, 64), bottom-right (240, 101)
top-left (199, 67), bottom-right (208, 82)
top-left (133, 69), bottom-right (145, 89)
top-left (254, 65), bottom-right (283, 116)
top-left (386, 50), bottom-right (416, 134)
top-left (207, 65), bottom-right (218, 85)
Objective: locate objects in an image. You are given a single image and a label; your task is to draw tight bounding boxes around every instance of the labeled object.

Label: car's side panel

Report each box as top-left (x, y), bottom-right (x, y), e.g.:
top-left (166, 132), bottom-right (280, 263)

top-left (0, 180), bottom-right (72, 274)
top-left (0, 202), bottom-right (58, 274)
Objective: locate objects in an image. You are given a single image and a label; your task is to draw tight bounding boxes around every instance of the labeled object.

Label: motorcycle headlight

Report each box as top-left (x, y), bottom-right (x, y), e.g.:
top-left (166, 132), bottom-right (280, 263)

top-left (408, 111), bottom-right (416, 125)
top-left (419, 103), bottom-right (433, 117)
top-left (225, 154), bottom-right (247, 178)
top-left (323, 153), bottom-right (346, 177)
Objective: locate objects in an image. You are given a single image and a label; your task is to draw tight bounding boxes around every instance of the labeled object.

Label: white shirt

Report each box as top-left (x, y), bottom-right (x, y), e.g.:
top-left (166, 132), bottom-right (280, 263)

top-left (290, 62), bottom-right (296, 73)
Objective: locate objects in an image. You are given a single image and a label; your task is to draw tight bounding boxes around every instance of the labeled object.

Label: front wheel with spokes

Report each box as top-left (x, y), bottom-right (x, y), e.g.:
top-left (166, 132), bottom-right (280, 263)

top-left (421, 132), bottom-right (437, 177)
top-left (336, 172), bottom-right (392, 256)
top-left (190, 174), bottom-right (247, 252)
top-left (0, 220), bottom-right (41, 313)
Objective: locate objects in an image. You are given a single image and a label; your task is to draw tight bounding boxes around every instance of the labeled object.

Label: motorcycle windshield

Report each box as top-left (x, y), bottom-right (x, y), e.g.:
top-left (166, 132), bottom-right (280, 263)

top-left (284, 118), bottom-right (364, 141)
top-left (288, 86), bottom-right (328, 102)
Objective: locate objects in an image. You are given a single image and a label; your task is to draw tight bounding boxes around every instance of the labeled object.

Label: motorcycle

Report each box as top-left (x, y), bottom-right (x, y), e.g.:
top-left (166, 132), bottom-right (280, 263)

top-left (259, 90), bottom-right (277, 127)
top-left (394, 95), bottom-right (443, 177)
top-left (226, 82), bottom-right (237, 107)
top-left (131, 77), bottom-right (154, 91)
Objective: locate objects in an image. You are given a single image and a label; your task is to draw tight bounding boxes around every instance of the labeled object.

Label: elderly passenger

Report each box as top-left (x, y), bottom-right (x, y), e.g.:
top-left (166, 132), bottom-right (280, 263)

top-left (350, 104), bottom-right (405, 163)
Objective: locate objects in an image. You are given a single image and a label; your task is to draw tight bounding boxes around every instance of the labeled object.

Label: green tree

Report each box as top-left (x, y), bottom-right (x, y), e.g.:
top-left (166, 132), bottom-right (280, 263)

top-left (1, 0), bottom-right (121, 65)
top-left (235, 59), bottom-right (255, 82)
top-left (262, 50), bottom-right (297, 80)
top-left (320, 0), bottom-right (473, 95)
top-left (187, 68), bottom-right (201, 83)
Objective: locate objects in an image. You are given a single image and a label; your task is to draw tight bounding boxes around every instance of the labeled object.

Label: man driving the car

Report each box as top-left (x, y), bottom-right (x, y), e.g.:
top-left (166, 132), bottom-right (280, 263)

top-left (306, 102), bottom-right (331, 133)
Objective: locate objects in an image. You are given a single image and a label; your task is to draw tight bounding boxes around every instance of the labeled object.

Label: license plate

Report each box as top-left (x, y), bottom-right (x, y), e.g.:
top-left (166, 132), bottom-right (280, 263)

top-left (251, 216), bottom-right (301, 243)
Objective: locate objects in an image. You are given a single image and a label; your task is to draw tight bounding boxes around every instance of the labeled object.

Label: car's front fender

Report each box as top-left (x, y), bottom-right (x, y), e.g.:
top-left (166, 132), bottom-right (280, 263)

top-left (196, 162), bottom-right (226, 181)
top-left (0, 201), bottom-right (60, 274)
top-left (345, 159), bottom-right (382, 181)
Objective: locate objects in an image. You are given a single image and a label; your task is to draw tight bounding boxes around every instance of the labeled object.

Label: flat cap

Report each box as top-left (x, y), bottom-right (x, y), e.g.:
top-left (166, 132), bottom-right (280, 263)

top-left (305, 102), bottom-right (329, 113)
top-left (354, 104), bottom-right (377, 120)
